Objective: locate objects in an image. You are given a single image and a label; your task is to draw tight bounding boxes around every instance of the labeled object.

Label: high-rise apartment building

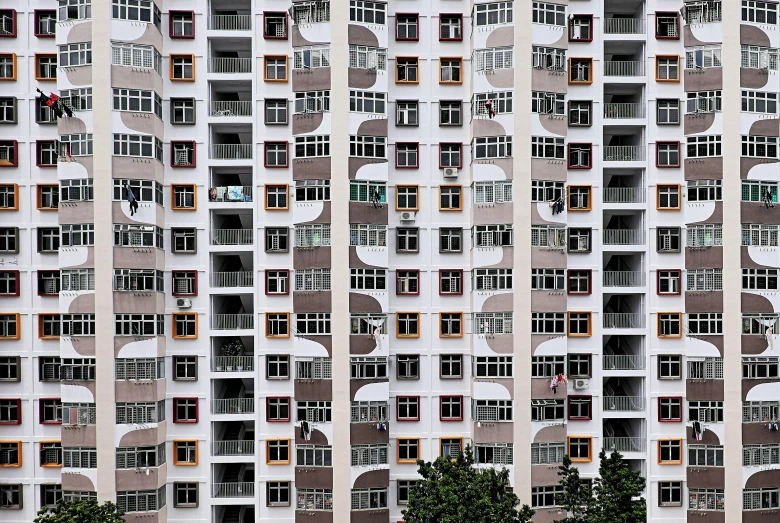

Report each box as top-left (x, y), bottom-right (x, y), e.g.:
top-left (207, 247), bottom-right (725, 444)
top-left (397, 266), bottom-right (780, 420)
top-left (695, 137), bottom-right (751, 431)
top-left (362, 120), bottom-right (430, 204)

top-left (0, 0), bottom-right (776, 522)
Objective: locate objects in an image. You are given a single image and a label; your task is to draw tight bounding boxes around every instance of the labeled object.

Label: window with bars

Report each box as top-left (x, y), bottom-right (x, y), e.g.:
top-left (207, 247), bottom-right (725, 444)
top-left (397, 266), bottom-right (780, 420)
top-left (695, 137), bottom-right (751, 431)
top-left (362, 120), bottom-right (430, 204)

top-left (475, 268), bottom-right (514, 291)
top-left (531, 442), bottom-right (564, 465)
top-left (296, 358), bottom-right (332, 380)
top-left (61, 358), bottom-right (95, 381)
top-left (295, 224), bottom-right (331, 248)
top-left (743, 488), bottom-right (780, 510)
top-left (110, 43), bottom-right (160, 72)
top-left (296, 488), bottom-right (333, 511)
top-left (116, 444), bottom-right (166, 469)
top-left (349, 44), bottom-right (387, 70)
top-left (743, 444), bottom-right (780, 466)
top-left (474, 224), bottom-right (513, 247)
top-left (687, 224), bottom-right (723, 247)
top-left (743, 224), bottom-right (779, 246)
top-left (296, 445), bottom-right (332, 467)
top-left (351, 488), bottom-right (387, 510)
top-left (294, 268), bottom-right (330, 291)
top-left (115, 358), bottom-right (165, 380)
top-left (685, 45), bottom-right (722, 69)
top-left (744, 400), bottom-right (779, 422)
top-left (293, 45), bottom-right (330, 69)
top-left (474, 312), bottom-right (513, 334)
top-left (63, 447), bottom-right (96, 468)
top-left (474, 47), bottom-right (514, 72)
top-left (349, 180), bottom-right (386, 203)
top-left (350, 444), bottom-right (388, 466)
top-left (117, 486), bottom-right (166, 513)
top-left (296, 401), bottom-right (332, 423)
top-left (742, 44), bottom-right (778, 70)
top-left (351, 401), bottom-right (388, 423)
top-left (688, 357), bottom-right (724, 379)
top-left (349, 224), bottom-right (386, 247)
top-left (688, 401), bottom-right (724, 423)
top-left (686, 268), bottom-right (723, 291)
top-left (472, 399), bottom-right (513, 422)
top-left (62, 403), bottom-right (96, 425)
top-left (60, 269), bottom-right (94, 292)
top-left (116, 401), bottom-right (165, 424)
top-left (113, 269), bottom-right (163, 292)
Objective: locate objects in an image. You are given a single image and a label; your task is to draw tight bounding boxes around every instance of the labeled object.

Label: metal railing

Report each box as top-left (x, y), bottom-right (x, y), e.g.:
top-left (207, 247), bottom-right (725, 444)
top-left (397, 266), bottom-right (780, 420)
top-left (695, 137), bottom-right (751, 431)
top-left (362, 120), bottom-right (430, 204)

top-left (603, 103), bottom-right (645, 119)
top-left (208, 58), bottom-right (252, 74)
top-left (212, 356), bottom-right (254, 371)
top-left (211, 398), bottom-right (255, 414)
top-left (208, 15), bottom-right (252, 31)
top-left (210, 101), bottom-right (253, 117)
top-left (603, 187), bottom-right (645, 203)
top-left (603, 229), bottom-right (645, 245)
top-left (604, 61), bottom-right (645, 76)
top-left (211, 314), bottom-right (254, 330)
top-left (211, 271), bottom-right (254, 287)
top-left (604, 18), bottom-right (645, 34)
top-left (210, 144), bottom-right (253, 160)
top-left (603, 313), bottom-right (645, 329)
top-left (603, 146), bottom-right (645, 162)
top-left (211, 229), bottom-right (253, 245)
top-left (603, 354), bottom-right (646, 370)
top-left (603, 396), bottom-right (646, 411)
top-left (212, 482), bottom-right (255, 498)
top-left (211, 186), bottom-right (253, 202)
top-left (603, 437), bottom-right (646, 453)
top-left (212, 440), bottom-right (255, 456)
top-left (603, 271), bottom-right (645, 287)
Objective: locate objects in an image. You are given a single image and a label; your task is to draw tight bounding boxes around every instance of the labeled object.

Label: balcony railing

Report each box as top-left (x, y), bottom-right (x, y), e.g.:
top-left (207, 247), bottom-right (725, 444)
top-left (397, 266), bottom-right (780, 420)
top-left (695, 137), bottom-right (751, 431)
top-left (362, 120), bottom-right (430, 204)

top-left (603, 146), bottom-right (645, 162)
top-left (603, 313), bottom-right (645, 329)
top-left (212, 356), bottom-right (254, 372)
top-left (603, 271), bottom-right (645, 287)
top-left (603, 187), bottom-right (646, 203)
top-left (212, 482), bottom-right (255, 498)
top-left (211, 185), bottom-right (253, 202)
top-left (603, 354), bottom-right (646, 370)
top-left (211, 229), bottom-right (253, 245)
top-left (208, 15), bottom-right (252, 31)
top-left (603, 437), bottom-right (646, 453)
top-left (211, 314), bottom-right (254, 330)
top-left (604, 61), bottom-right (645, 76)
top-left (208, 58), bottom-right (252, 74)
top-left (603, 18), bottom-right (645, 34)
top-left (603, 396), bottom-right (646, 412)
top-left (211, 271), bottom-right (254, 287)
top-left (210, 144), bottom-right (253, 160)
top-left (210, 101), bottom-right (253, 117)
top-left (603, 229), bottom-right (645, 245)
top-left (211, 398), bottom-right (255, 414)
top-left (604, 103), bottom-right (645, 119)
top-left (212, 440), bottom-right (255, 456)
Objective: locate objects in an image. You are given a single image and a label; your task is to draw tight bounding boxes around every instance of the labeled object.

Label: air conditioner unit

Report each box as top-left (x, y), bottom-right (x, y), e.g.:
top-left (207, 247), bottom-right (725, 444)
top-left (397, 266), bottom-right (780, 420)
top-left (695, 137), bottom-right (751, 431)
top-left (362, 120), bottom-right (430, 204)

top-left (176, 298), bottom-right (192, 309)
top-left (574, 378), bottom-right (589, 390)
top-left (443, 168), bottom-right (459, 178)
top-left (400, 211), bottom-right (416, 222)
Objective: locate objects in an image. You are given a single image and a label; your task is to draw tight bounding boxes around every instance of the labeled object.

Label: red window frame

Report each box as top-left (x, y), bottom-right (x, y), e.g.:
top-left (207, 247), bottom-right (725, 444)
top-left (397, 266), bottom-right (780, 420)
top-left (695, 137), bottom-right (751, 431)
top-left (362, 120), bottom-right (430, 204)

top-left (656, 141), bottom-right (681, 168)
top-left (169, 11), bottom-right (195, 39)
top-left (396, 395), bottom-right (420, 421)
top-left (658, 396), bottom-right (683, 422)
top-left (567, 395), bottom-right (593, 421)
top-left (266, 396), bottom-right (291, 422)
top-left (438, 269), bottom-right (464, 296)
top-left (567, 269), bottom-right (592, 295)
top-left (439, 13), bottom-right (463, 42)
top-left (567, 143), bottom-right (593, 169)
top-left (657, 269), bottom-right (682, 296)
top-left (396, 142), bottom-right (420, 169)
top-left (39, 398), bottom-right (61, 425)
top-left (172, 397), bottom-right (199, 424)
top-left (396, 269), bottom-right (420, 296)
top-left (0, 141), bottom-right (18, 168)
top-left (0, 10), bottom-right (17, 38)
top-left (36, 141), bottom-right (58, 168)
top-left (439, 395), bottom-right (464, 421)
top-left (34, 10), bottom-right (55, 38)
top-left (171, 141), bottom-right (196, 168)
top-left (0, 270), bottom-right (19, 297)
top-left (655, 12), bottom-right (680, 40)
top-left (568, 14), bottom-right (593, 42)
top-left (0, 398), bottom-right (21, 424)
top-left (265, 269), bottom-right (290, 296)
top-left (172, 270), bottom-right (198, 297)
top-left (396, 12), bottom-right (420, 41)
top-left (263, 12), bottom-right (289, 40)
top-left (264, 141), bottom-right (289, 169)
top-left (438, 143), bottom-right (463, 169)
top-left (37, 270), bottom-right (60, 297)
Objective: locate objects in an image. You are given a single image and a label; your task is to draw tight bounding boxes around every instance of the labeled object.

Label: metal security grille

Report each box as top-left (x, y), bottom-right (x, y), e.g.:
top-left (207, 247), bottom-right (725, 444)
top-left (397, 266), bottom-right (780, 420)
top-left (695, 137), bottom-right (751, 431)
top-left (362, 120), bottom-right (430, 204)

top-left (687, 268), bottom-right (723, 290)
top-left (475, 444), bottom-right (513, 465)
top-left (296, 358), bottom-right (332, 379)
top-left (63, 447), bottom-right (97, 468)
top-left (743, 444), bottom-right (780, 466)
top-left (350, 444), bottom-right (388, 466)
top-left (687, 358), bottom-right (724, 379)
top-left (295, 269), bottom-right (331, 291)
top-left (295, 224), bottom-right (331, 247)
top-left (531, 442), bottom-right (564, 465)
top-left (350, 401), bottom-right (388, 423)
top-left (687, 224), bottom-right (723, 247)
top-left (61, 269), bottom-right (95, 291)
top-left (350, 224), bottom-right (387, 246)
top-left (474, 312), bottom-right (513, 334)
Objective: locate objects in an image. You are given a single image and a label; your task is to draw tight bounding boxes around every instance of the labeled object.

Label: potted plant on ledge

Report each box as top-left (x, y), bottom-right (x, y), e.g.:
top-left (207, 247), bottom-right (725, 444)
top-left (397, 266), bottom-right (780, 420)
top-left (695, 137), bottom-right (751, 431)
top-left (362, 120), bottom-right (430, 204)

top-left (220, 338), bottom-right (245, 371)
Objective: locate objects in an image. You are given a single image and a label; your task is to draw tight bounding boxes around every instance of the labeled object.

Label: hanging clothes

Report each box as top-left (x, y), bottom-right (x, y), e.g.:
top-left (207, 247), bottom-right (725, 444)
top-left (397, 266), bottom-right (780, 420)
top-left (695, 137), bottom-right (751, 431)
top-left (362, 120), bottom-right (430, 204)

top-left (127, 187), bottom-right (138, 216)
top-left (550, 375), bottom-right (559, 394)
top-left (300, 420), bottom-right (312, 441)
top-left (691, 421), bottom-right (703, 441)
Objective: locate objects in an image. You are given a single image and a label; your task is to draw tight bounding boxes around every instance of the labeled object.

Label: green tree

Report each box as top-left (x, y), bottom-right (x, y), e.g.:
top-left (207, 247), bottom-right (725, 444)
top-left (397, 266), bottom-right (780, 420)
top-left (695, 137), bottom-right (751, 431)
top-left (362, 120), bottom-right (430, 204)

top-left (555, 449), bottom-right (646, 523)
top-left (402, 445), bottom-right (535, 523)
top-left (35, 499), bottom-right (125, 523)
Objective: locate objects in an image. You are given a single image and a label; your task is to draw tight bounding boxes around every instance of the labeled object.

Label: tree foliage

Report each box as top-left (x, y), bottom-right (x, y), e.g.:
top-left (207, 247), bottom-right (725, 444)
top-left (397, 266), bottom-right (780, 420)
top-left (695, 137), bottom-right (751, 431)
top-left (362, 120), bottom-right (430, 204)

top-left (35, 499), bottom-right (125, 523)
top-left (402, 445), bottom-right (535, 523)
top-left (555, 449), bottom-right (646, 523)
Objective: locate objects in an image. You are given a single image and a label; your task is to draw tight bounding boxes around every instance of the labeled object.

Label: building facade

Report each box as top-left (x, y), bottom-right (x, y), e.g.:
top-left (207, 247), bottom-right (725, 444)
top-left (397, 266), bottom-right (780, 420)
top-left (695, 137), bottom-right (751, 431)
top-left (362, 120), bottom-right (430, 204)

top-left (0, 0), bottom-right (775, 522)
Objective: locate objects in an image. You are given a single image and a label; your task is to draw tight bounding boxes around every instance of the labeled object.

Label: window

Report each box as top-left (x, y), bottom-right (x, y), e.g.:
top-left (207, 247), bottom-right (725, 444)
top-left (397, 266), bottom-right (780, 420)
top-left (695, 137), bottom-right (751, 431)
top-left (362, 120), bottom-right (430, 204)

top-left (657, 185), bottom-right (680, 210)
top-left (743, 0), bottom-right (778, 23)
top-left (111, 43), bottom-right (160, 72)
top-left (533, 2), bottom-right (565, 26)
top-left (474, 399), bottom-right (513, 422)
top-left (0, 184), bottom-right (16, 209)
top-left (531, 312), bottom-right (565, 335)
top-left (0, 484), bottom-right (21, 509)
top-left (743, 444), bottom-right (780, 466)
top-left (567, 228), bottom-right (591, 253)
top-left (169, 10), bottom-right (193, 38)
top-left (263, 270), bottom-right (289, 295)
top-left (264, 11), bottom-right (287, 39)
top-left (295, 135), bottom-right (330, 158)
top-left (658, 313), bottom-right (682, 338)
top-left (113, 179), bottom-right (163, 205)
top-left (114, 314), bottom-right (164, 337)
top-left (350, 268), bottom-right (386, 292)
top-left (294, 268), bottom-right (330, 292)
top-left (397, 480), bottom-right (417, 504)
top-left (170, 356), bottom-right (196, 381)
top-left (687, 270), bottom-right (723, 293)
top-left (439, 312), bottom-right (463, 337)
top-left (686, 46), bottom-right (722, 69)
top-left (266, 313), bottom-right (290, 338)
top-left (397, 397), bottom-right (419, 421)
top-left (297, 224), bottom-right (332, 247)
top-left (743, 268), bottom-right (780, 290)
top-left (170, 55), bottom-right (194, 80)
top-left (267, 398), bottom-right (290, 422)
top-left (113, 0), bottom-right (161, 28)
top-left (350, 0), bottom-right (385, 23)
top-left (440, 13), bottom-right (462, 40)
top-left (0, 400), bottom-right (20, 424)
top-left (656, 142), bottom-right (680, 167)
top-left (395, 270), bottom-right (419, 295)
top-left (659, 482), bottom-right (682, 506)
top-left (743, 135), bottom-right (779, 159)
top-left (531, 399), bottom-right (564, 422)
top-left (531, 91), bottom-right (563, 117)
top-left (439, 101), bottom-right (462, 125)
top-left (687, 224), bottom-right (723, 248)
top-left (293, 45), bottom-right (330, 70)
top-left (438, 270), bottom-right (463, 295)
top-left (263, 185), bottom-right (289, 211)
top-left (569, 58), bottom-right (592, 83)
top-left (656, 55), bottom-right (680, 81)
top-left (298, 445), bottom-right (333, 467)
top-left (440, 57), bottom-right (463, 83)
top-left (170, 441), bottom-right (198, 466)
top-left (744, 400), bottom-right (780, 422)
top-left (267, 481), bottom-right (291, 507)
top-left (688, 135), bottom-right (722, 158)
top-left (351, 401), bottom-right (388, 423)
top-left (440, 354), bottom-right (462, 378)
top-left (475, 2), bottom-right (513, 26)
top-left (0, 272), bottom-right (18, 296)
top-left (0, 98), bottom-right (15, 124)
top-left (688, 358), bottom-right (724, 380)
top-left (568, 437), bottom-right (592, 461)
top-left (743, 90), bottom-right (778, 114)
top-left (531, 136), bottom-right (565, 160)
top-left (568, 312), bottom-right (591, 337)
top-left (267, 355), bottom-right (290, 379)
top-left (35, 141), bottom-right (57, 167)
top-left (565, 269), bottom-right (590, 294)
top-left (684, 1), bottom-right (722, 24)
top-left (172, 483), bottom-right (197, 509)
top-left (172, 398), bottom-right (197, 423)
top-left (531, 442), bottom-right (564, 465)
top-left (263, 142), bottom-right (288, 168)
top-left (267, 439), bottom-right (291, 464)
top-left (393, 355), bottom-right (419, 380)
top-left (351, 357), bottom-right (387, 379)
top-left (440, 438), bottom-right (463, 460)
top-left (351, 488), bottom-right (388, 510)
top-left (688, 444), bottom-right (724, 467)
top-left (439, 186), bottom-right (462, 211)
top-left (0, 357), bottom-right (18, 382)
top-left (742, 44), bottom-right (779, 70)
top-left (474, 136), bottom-right (512, 160)
top-left (657, 99), bottom-right (680, 124)
top-left (658, 355), bottom-right (682, 379)
top-left (659, 439), bottom-right (683, 464)
top-left (264, 56), bottom-right (287, 82)
top-left (41, 484), bottom-right (62, 507)
top-left (474, 356), bottom-right (513, 378)
top-left (0, 314), bottom-right (19, 339)
top-left (265, 228), bottom-right (288, 253)
top-left (657, 270), bottom-right (681, 295)
top-left (0, 10), bottom-right (14, 38)
top-left (172, 313), bottom-right (197, 339)
top-left (295, 313), bottom-right (331, 335)
top-left (116, 487), bottom-right (166, 513)
top-left (171, 228), bottom-right (195, 254)
top-left (474, 224), bottom-right (513, 248)
top-left (349, 45), bottom-right (387, 70)
top-left (296, 358), bottom-right (331, 380)
top-left (349, 91), bottom-right (383, 116)
top-left (60, 180), bottom-right (93, 203)
top-left (62, 402), bottom-right (96, 425)
top-left (36, 54), bottom-right (57, 81)
top-left (0, 54), bottom-right (16, 80)
top-left (743, 357), bottom-right (779, 379)
top-left (396, 57), bottom-right (419, 83)
top-left (0, 442), bottom-right (21, 466)
top-left (440, 396), bottom-right (463, 421)
top-left (295, 488), bottom-right (332, 511)
top-left (566, 146), bottom-right (591, 171)
top-left (39, 358), bottom-right (61, 382)
top-left (568, 101), bottom-right (591, 126)
top-left (396, 100), bottom-right (418, 126)
top-left (397, 13), bottom-right (418, 41)
top-left (113, 134), bottom-right (163, 162)
top-left (396, 143), bottom-right (419, 168)
top-left (656, 12), bottom-right (679, 38)
top-left (744, 488), bottom-right (780, 510)
top-left (36, 10), bottom-right (57, 37)
top-left (38, 314), bottom-right (60, 339)
top-left (688, 90), bottom-right (722, 114)
top-left (659, 397), bottom-right (682, 422)
top-left (657, 228), bottom-right (681, 253)
top-left (396, 185), bottom-right (419, 211)
top-left (397, 438), bottom-right (419, 463)
top-left (689, 401), bottom-right (724, 423)
top-left (297, 401), bottom-right (331, 423)
top-left (531, 356), bottom-right (565, 378)
top-left (433, 228), bottom-right (461, 254)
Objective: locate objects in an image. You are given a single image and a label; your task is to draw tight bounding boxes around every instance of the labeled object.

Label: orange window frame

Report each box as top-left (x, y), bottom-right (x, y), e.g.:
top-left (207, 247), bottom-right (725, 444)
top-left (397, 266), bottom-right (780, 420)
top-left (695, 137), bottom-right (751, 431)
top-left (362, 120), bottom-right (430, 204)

top-left (0, 54), bottom-right (16, 81)
top-left (439, 185), bottom-right (463, 211)
top-left (172, 440), bottom-right (199, 466)
top-left (36, 184), bottom-right (59, 211)
top-left (266, 312), bottom-right (291, 338)
top-left (397, 437), bottom-right (420, 463)
top-left (656, 184), bottom-right (681, 210)
top-left (34, 54), bottom-right (57, 81)
top-left (439, 57), bottom-right (463, 85)
top-left (567, 185), bottom-right (592, 211)
top-left (439, 312), bottom-right (464, 338)
top-left (440, 436), bottom-right (464, 461)
top-left (658, 438), bottom-right (683, 464)
top-left (0, 184), bottom-right (19, 211)
top-left (395, 184), bottom-right (420, 211)
top-left (171, 184), bottom-right (197, 211)
top-left (266, 438), bottom-right (291, 464)
top-left (264, 55), bottom-right (289, 83)
top-left (172, 312), bottom-right (198, 339)
top-left (264, 184), bottom-right (290, 211)
top-left (567, 311), bottom-right (592, 337)
top-left (169, 54), bottom-right (196, 81)
top-left (38, 313), bottom-right (60, 340)
top-left (658, 312), bottom-right (682, 338)
top-left (568, 57), bottom-right (594, 84)
top-left (396, 312), bottom-right (421, 339)
top-left (656, 55), bottom-right (681, 83)
top-left (567, 436), bottom-right (593, 462)
top-left (0, 441), bottom-right (22, 467)
top-left (39, 441), bottom-right (61, 468)
top-left (0, 313), bottom-right (20, 340)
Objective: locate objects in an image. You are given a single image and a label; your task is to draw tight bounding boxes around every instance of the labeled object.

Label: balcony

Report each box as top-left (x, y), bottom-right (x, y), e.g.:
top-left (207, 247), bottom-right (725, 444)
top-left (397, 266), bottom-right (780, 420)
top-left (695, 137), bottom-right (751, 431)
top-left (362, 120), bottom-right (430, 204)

top-left (208, 15), bottom-right (252, 31)
top-left (604, 61), bottom-right (645, 77)
top-left (604, 418), bottom-right (646, 453)
top-left (210, 167), bottom-right (253, 202)
top-left (603, 229), bottom-right (645, 245)
top-left (213, 356), bottom-right (254, 372)
top-left (210, 101), bottom-right (252, 117)
top-left (212, 271), bottom-right (254, 288)
top-left (603, 271), bottom-right (645, 287)
top-left (603, 18), bottom-right (645, 35)
top-left (603, 103), bottom-right (644, 119)
top-left (603, 436), bottom-right (646, 453)
top-left (211, 314), bottom-right (254, 330)
top-left (603, 146), bottom-right (645, 162)
top-left (603, 313), bottom-right (644, 329)
top-left (604, 334), bottom-right (645, 370)
top-left (212, 440), bottom-right (255, 456)
top-left (209, 57), bottom-right (252, 74)
top-left (210, 144), bottom-right (253, 160)
top-left (603, 396), bottom-right (646, 412)
top-left (212, 398), bottom-right (254, 414)
top-left (212, 482), bottom-right (254, 498)
top-left (603, 187), bottom-right (645, 203)
top-left (212, 229), bottom-right (253, 245)
top-left (603, 354), bottom-right (645, 370)
top-left (212, 420), bottom-right (255, 457)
